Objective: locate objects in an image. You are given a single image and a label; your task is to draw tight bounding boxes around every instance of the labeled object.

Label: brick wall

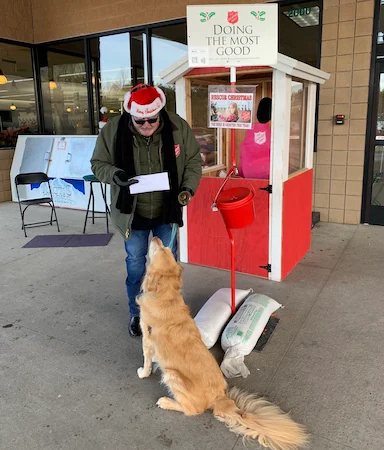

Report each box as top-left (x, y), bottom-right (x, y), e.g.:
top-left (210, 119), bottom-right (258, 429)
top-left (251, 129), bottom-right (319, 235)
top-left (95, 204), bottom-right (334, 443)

top-left (30, 0), bottom-right (244, 43)
top-left (0, 0), bottom-right (33, 42)
top-left (314, 0), bottom-right (374, 224)
top-left (0, 149), bottom-right (14, 203)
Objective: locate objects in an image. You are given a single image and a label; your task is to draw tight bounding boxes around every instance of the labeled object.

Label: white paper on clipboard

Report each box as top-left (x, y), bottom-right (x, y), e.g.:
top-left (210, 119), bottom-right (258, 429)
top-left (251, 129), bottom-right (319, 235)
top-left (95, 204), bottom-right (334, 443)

top-left (129, 172), bottom-right (170, 194)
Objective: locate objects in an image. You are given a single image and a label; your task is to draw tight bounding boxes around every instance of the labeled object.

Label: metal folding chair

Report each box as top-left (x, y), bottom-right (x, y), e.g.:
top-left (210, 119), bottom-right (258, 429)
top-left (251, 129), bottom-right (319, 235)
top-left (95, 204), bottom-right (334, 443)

top-left (14, 172), bottom-right (60, 238)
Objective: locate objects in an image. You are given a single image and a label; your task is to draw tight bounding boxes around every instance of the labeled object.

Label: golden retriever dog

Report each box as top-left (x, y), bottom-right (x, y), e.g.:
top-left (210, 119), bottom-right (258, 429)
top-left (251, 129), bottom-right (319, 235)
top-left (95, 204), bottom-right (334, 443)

top-left (136, 237), bottom-right (309, 450)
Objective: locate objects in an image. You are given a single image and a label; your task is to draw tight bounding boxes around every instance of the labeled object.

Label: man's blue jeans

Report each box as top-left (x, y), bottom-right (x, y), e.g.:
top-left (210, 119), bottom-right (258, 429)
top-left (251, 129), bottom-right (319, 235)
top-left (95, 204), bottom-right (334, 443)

top-left (124, 224), bottom-right (178, 318)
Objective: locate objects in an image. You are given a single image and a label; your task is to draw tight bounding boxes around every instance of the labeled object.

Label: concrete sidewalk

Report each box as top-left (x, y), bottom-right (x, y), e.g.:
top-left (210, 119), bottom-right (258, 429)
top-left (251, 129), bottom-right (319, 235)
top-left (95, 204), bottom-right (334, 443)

top-left (0, 202), bottom-right (383, 450)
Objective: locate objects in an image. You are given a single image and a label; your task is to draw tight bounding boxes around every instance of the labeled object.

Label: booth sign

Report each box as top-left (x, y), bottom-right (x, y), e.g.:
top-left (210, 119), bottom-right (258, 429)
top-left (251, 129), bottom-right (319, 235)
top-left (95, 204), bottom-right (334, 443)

top-left (187, 4), bottom-right (278, 68)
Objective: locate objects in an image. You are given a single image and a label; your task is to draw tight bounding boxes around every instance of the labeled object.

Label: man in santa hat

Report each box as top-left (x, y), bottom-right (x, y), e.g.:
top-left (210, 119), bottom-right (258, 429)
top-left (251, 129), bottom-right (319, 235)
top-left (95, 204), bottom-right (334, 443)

top-left (91, 84), bottom-right (202, 337)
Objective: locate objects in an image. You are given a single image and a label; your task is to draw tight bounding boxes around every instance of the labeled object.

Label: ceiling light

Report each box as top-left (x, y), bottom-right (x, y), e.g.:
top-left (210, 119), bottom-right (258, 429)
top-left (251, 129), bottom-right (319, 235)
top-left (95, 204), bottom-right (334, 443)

top-left (66, 107), bottom-right (72, 113)
top-left (0, 69), bottom-right (7, 84)
top-left (283, 6), bottom-right (320, 28)
top-left (10, 103), bottom-right (16, 110)
top-left (109, 109), bottom-right (114, 113)
top-left (49, 80), bottom-right (57, 89)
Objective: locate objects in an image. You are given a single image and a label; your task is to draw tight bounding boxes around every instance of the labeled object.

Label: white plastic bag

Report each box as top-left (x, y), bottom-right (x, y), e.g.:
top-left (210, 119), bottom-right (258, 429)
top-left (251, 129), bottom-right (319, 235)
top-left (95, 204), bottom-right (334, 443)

top-left (194, 288), bottom-right (252, 349)
top-left (220, 293), bottom-right (282, 378)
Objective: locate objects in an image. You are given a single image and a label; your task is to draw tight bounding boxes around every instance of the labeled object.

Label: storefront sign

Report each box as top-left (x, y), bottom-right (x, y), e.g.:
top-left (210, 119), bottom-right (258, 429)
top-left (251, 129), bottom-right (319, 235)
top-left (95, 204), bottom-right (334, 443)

top-left (187, 4), bottom-right (278, 68)
top-left (208, 86), bottom-right (256, 129)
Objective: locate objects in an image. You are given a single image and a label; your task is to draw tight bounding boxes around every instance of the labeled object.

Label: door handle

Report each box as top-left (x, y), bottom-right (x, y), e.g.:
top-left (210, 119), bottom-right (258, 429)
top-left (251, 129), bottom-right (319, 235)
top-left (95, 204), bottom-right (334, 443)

top-left (65, 152), bottom-right (72, 162)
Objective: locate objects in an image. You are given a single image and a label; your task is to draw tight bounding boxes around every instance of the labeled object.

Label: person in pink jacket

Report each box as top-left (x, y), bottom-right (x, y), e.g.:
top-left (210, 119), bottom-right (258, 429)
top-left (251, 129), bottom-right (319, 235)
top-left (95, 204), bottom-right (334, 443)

top-left (239, 97), bottom-right (272, 179)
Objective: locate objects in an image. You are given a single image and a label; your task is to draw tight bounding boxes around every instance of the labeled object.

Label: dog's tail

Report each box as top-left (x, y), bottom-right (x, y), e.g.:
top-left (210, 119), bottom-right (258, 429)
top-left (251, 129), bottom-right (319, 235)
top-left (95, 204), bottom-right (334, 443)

top-left (212, 387), bottom-right (309, 450)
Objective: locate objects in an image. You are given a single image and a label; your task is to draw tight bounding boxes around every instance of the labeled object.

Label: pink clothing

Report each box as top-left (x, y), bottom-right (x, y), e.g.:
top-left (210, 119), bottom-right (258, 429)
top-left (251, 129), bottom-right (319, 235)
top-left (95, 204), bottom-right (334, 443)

top-left (239, 122), bottom-right (271, 179)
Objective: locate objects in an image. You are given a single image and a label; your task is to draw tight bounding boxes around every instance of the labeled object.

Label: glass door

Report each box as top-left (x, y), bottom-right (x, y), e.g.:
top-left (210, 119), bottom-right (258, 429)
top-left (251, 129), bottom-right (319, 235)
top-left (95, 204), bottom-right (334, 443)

top-left (38, 41), bottom-right (90, 135)
top-left (368, 60), bottom-right (384, 224)
top-left (89, 31), bottom-right (147, 133)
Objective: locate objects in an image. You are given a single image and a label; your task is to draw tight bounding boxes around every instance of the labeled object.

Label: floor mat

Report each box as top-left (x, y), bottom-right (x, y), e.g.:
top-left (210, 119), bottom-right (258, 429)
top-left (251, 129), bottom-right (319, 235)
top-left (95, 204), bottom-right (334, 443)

top-left (23, 234), bottom-right (113, 248)
top-left (65, 234), bottom-right (113, 247)
top-left (22, 234), bottom-right (73, 248)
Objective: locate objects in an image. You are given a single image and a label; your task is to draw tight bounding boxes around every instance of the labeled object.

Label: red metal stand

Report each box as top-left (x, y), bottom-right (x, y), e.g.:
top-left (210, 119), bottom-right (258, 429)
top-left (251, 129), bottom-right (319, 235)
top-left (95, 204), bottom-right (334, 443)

top-left (226, 227), bottom-right (236, 315)
top-left (211, 66), bottom-right (240, 316)
top-left (229, 67), bottom-right (237, 315)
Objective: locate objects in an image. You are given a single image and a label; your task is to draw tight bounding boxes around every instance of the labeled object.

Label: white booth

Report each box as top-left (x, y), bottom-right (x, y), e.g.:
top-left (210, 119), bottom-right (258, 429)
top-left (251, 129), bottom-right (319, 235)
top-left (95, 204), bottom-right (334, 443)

top-left (161, 53), bottom-right (329, 281)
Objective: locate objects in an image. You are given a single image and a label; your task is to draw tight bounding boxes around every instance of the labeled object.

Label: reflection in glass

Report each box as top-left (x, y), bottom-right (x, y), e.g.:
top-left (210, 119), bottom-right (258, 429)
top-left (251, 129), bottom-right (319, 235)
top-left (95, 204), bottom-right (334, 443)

top-left (0, 43), bottom-right (38, 147)
top-left (289, 80), bottom-right (308, 175)
top-left (40, 45), bottom-right (90, 134)
top-left (151, 24), bottom-right (188, 113)
top-left (376, 73), bottom-right (384, 140)
top-left (90, 31), bottom-right (147, 132)
top-left (191, 81), bottom-right (218, 169)
top-left (279, 0), bottom-right (321, 67)
top-left (371, 146), bottom-right (384, 206)
top-left (378, 0), bottom-right (384, 44)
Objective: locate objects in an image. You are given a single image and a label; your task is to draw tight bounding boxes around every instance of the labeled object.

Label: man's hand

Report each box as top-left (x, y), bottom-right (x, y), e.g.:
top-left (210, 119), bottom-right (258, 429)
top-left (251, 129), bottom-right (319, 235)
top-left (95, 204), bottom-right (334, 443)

top-left (178, 188), bottom-right (194, 206)
top-left (113, 170), bottom-right (139, 188)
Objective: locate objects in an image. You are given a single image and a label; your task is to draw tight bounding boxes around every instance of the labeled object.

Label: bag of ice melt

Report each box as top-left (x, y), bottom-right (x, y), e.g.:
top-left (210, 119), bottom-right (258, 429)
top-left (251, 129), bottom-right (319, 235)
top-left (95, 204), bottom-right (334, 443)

top-left (220, 293), bottom-right (282, 378)
top-left (194, 288), bottom-right (253, 349)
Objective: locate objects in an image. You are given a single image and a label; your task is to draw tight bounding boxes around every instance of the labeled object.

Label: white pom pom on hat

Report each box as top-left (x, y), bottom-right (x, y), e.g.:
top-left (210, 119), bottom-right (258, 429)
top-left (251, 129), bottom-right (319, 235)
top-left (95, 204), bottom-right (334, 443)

top-left (100, 106), bottom-right (108, 114)
top-left (123, 84), bottom-right (166, 118)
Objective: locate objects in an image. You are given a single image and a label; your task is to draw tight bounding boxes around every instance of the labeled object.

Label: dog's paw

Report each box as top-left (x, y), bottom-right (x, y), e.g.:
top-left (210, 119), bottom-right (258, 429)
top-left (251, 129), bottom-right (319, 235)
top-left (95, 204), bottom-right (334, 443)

top-left (156, 397), bottom-right (168, 409)
top-left (137, 367), bottom-right (151, 379)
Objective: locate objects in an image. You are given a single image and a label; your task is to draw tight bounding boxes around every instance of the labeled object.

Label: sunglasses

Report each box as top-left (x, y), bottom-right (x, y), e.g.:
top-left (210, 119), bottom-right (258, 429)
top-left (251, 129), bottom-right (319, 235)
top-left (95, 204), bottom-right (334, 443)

top-left (133, 116), bottom-right (159, 125)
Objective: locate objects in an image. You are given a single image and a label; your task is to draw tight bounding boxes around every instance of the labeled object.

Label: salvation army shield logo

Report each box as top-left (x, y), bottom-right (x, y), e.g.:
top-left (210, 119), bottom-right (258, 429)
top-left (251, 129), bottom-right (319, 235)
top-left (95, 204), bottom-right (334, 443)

top-left (174, 144), bottom-right (181, 157)
top-left (227, 11), bottom-right (239, 24)
top-left (254, 131), bottom-right (267, 145)
top-left (241, 111), bottom-right (251, 122)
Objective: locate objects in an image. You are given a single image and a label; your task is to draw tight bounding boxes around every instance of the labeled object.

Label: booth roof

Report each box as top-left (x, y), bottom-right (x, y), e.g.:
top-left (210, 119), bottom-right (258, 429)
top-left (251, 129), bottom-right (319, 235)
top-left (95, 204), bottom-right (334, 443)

top-left (160, 53), bottom-right (330, 85)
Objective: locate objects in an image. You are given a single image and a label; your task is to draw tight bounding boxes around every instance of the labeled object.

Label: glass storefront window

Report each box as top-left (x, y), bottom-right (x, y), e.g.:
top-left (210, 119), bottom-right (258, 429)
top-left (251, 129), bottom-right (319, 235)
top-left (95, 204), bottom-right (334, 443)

top-left (279, 1), bottom-right (321, 67)
top-left (0, 43), bottom-right (38, 147)
top-left (90, 31), bottom-right (147, 132)
top-left (378, 0), bottom-right (384, 45)
top-left (376, 72), bottom-right (384, 139)
top-left (151, 24), bottom-right (188, 113)
top-left (39, 41), bottom-right (90, 135)
top-left (289, 79), bottom-right (308, 175)
top-left (371, 145), bottom-right (384, 206)
top-left (191, 80), bottom-right (224, 171)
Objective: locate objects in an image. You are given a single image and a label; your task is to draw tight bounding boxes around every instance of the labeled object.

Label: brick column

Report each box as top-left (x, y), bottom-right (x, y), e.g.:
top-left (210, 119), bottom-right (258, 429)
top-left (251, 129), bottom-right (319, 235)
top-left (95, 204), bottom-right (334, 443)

top-left (0, 149), bottom-right (14, 203)
top-left (314, 0), bottom-right (374, 224)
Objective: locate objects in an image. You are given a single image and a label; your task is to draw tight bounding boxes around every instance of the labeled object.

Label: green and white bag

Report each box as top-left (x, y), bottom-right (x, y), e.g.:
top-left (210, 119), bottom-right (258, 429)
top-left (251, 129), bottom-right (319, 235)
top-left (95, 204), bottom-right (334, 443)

top-left (220, 294), bottom-right (282, 378)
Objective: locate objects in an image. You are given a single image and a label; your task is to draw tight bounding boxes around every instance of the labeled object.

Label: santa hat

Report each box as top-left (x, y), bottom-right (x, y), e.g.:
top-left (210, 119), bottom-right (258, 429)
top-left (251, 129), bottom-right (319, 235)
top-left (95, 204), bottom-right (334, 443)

top-left (123, 84), bottom-right (166, 118)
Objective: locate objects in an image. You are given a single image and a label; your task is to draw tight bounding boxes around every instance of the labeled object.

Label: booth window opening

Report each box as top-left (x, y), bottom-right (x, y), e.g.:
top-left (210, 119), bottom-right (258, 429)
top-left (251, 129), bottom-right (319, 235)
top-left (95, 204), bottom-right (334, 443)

top-left (289, 78), bottom-right (308, 176)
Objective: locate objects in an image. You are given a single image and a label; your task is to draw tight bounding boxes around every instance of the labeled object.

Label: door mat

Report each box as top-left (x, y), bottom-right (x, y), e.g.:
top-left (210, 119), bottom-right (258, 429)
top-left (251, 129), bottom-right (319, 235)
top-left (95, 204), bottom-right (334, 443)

top-left (22, 234), bottom-right (73, 248)
top-left (65, 234), bottom-right (113, 247)
top-left (23, 233), bottom-right (113, 248)
top-left (253, 316), bottom-right (280, 352)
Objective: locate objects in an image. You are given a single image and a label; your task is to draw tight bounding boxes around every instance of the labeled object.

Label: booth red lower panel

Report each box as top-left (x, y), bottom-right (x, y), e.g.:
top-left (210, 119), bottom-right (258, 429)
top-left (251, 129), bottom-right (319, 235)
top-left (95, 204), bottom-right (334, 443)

top-left (187, 177), bottom-right (270, 278)
top-left (281, 170), bottom-right (313, 279)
